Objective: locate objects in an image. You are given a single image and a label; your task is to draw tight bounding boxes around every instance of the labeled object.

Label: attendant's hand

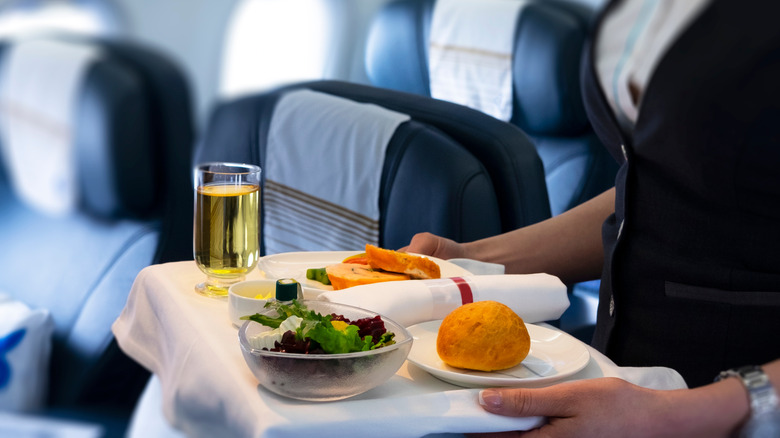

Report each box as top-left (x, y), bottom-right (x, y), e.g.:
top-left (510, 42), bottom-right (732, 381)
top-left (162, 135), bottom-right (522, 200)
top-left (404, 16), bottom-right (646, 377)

top-left (400, 232), bottom-right (466, 260)
top-left (468, 377), bottom-right (745, 438)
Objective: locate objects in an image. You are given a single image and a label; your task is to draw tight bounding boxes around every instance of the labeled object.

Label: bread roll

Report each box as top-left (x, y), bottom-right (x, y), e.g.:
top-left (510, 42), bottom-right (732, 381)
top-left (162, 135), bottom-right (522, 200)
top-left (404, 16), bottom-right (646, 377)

top-left (365, 244), bottom-right (441, 279)
top-left (436, 301), bottom-right (530, 371)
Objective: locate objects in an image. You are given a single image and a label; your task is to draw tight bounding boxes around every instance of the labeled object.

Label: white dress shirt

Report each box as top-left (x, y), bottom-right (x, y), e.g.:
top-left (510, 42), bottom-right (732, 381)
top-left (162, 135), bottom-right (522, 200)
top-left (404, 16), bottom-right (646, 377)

top-left (595, 0), bottom-right (712, 129)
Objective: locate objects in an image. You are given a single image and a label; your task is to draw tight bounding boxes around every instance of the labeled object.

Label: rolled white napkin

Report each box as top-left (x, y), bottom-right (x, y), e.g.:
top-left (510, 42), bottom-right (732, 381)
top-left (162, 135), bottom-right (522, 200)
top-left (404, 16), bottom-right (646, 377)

top-left (448, 258), bottom-right (505, 275)
top-left (318, 274), bottom-right (568, 327)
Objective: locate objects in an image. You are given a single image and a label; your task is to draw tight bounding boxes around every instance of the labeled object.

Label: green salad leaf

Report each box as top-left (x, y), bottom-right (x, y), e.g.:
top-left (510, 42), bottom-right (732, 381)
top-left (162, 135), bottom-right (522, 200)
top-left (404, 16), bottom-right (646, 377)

top-left (304, 320), bottom-right (371, 354)
top-left (371, 332), bottom-right (396, 350)
top-left (241, 300), bottom-right (324, 328)
top-left (240, 300), bottom-right (396, 354)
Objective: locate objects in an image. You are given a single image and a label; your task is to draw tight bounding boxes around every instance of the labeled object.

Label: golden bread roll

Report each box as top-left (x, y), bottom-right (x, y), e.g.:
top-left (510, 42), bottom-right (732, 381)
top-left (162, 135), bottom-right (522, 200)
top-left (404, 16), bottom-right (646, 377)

top-left (365, 244), bottom-right (441, 279)
top-left (325, 263), bottom-right (410, 290)
top-left (436, 301), bottom-right (530, 371)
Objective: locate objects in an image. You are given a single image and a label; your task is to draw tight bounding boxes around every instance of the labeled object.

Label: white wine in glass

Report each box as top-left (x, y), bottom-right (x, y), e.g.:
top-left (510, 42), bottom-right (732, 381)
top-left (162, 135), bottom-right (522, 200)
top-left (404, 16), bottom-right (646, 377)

top-left (194, 162), bottom-right (261, 297)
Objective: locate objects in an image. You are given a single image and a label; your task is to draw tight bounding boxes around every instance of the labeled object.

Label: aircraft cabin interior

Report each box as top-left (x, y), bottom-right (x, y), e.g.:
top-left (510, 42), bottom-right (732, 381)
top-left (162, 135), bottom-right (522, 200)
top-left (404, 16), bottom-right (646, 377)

top-left (1, 0), bottom-right (778, 437)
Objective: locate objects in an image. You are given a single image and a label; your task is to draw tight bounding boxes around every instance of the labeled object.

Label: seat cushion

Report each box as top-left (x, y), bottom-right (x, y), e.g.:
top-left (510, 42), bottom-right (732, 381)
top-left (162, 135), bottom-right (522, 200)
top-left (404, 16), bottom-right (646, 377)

top-left (0, 181), bottom-right (159, 405)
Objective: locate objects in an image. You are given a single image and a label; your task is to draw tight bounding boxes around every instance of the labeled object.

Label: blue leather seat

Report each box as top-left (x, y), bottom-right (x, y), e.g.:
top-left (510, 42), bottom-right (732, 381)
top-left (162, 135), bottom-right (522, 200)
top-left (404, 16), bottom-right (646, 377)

top-left (0, 35), bottom-right (193, 434)
top-left (366, 0), bottom-right (612, 342)
top-left (195, 80), bottom-right (550, 253)
top-left (365, 0), bottom-right (618, 217)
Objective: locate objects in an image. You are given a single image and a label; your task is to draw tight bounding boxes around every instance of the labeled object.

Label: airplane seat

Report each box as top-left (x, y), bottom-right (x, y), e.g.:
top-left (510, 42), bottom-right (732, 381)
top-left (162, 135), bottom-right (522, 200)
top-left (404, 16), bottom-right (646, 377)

top-left (365, 0), bottom-right (618, 217)
top-left (0, 34), bottom-right (194, 435)
top-left (365, 0), bottom-right (615, 341)
top-left (194, 79), bottom-right (551, 255)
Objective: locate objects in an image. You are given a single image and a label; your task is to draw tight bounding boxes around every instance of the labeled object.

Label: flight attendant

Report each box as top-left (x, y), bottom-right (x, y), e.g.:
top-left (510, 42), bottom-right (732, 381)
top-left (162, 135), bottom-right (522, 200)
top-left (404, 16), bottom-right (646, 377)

top-left (405, 0), bottom-right (780, 435)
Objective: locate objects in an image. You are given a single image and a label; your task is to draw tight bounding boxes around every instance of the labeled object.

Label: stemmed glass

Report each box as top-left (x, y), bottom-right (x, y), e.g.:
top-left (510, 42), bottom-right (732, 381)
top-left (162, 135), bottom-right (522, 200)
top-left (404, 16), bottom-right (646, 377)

top-left (193, 162), bottom-right (261, 298)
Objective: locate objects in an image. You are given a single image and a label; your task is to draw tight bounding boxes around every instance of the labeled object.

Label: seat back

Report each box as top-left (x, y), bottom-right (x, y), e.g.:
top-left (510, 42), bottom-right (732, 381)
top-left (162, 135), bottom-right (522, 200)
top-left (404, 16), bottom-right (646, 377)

top-left (365, 0), bottom-right (617, 215)
top-left (0, 34), bottom-right (194, 412)
top-left (195, 80), bottom-right (550, 253)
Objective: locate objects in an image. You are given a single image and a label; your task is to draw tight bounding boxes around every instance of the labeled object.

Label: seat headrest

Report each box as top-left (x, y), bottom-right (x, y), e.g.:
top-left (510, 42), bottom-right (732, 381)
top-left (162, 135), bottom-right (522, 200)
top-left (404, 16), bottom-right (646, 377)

top-left (262, 89), bottom-right (411, 254)
top-left (0, 36), bottom-right (158, 219)
top-left (195, 83), bottom-right (504, 252)
top-left (366, 0), bottom-right (590, 136)
top-left (196, 80), bottom-right (551, 244)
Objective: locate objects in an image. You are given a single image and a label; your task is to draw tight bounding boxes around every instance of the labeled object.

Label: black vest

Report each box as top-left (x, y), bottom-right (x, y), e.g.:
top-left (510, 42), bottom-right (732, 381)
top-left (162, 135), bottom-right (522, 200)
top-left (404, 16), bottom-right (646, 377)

top-left (584, 0), bottom-right (780, 387)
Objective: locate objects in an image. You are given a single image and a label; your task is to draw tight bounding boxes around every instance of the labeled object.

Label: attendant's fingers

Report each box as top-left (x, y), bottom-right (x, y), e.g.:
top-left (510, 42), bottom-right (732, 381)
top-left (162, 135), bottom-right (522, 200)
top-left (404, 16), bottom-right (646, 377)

top-left (404, 232), bottom-right (440, 255)
top-left (479, 386), bottom-right (575, 418)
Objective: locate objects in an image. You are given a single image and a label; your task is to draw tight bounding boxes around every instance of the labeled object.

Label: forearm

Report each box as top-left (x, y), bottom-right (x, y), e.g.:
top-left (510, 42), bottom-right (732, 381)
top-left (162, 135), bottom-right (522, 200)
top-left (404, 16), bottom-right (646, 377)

top-left (475, 359), bottom-right (780, 438)
top-left (671, 358), bottom-right (780, 437)
top-left (463, 188), bottom-right (615, 284)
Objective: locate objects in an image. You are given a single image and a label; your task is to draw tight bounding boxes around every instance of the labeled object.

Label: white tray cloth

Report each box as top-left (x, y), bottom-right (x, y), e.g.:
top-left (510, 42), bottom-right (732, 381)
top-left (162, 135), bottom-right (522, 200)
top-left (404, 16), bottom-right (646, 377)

top-left (113, 261), bottom-right (687, 438)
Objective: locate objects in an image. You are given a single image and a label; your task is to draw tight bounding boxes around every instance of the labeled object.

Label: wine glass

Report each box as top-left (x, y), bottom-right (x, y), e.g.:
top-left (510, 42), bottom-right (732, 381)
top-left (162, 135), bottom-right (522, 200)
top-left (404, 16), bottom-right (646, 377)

top-left (193, 162), bottom-right (261, 298)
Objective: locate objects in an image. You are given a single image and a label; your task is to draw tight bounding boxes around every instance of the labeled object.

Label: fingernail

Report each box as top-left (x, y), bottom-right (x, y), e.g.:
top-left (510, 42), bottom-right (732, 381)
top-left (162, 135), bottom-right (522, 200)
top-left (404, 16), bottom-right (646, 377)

top-left (478, 389), bottom-right (503, 409)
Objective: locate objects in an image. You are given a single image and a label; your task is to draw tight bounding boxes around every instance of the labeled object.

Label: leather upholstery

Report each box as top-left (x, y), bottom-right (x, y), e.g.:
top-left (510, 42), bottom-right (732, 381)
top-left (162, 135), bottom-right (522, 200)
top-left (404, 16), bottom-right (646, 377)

top-left (365, 0), bottom-right (618, 216)
top-left (195, 80), bottom-right (551, 253)
top-left (0, 34), bottom-right (194, 428)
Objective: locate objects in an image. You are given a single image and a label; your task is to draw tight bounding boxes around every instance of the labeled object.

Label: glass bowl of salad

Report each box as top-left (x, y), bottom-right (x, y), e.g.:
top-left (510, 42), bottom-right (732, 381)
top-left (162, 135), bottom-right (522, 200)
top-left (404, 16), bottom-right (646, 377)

top-left (238, 300), bottom-right (413, 401)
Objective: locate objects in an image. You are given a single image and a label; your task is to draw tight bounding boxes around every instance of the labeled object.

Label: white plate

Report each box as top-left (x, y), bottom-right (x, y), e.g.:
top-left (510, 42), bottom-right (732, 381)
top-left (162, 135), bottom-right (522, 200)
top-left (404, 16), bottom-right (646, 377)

top-left (406, 320), bottom-right (590, 388)
top-left (257, 251), bottom-right (472, 299)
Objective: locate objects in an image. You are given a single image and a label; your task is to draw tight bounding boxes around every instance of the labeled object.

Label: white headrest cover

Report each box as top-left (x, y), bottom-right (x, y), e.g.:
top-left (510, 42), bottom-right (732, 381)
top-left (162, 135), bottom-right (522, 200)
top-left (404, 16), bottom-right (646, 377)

top-left (428, 0), bottom-right (527, 121)
top-left (0, 38), bottom-right (100, 215)
top-left (263, 89), bottom-right (410, 254)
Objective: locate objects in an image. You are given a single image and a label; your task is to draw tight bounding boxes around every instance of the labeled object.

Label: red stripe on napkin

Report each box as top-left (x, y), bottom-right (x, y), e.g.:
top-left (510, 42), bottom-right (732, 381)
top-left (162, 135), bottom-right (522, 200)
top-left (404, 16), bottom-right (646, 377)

top-left (451, 277), bottom-right (473, 304)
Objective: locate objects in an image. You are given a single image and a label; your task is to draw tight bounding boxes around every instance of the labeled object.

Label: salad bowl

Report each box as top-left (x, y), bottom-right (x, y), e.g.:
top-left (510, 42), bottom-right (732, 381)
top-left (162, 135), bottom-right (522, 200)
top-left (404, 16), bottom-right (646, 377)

top-left (238, 300), bottom-right (413, 401)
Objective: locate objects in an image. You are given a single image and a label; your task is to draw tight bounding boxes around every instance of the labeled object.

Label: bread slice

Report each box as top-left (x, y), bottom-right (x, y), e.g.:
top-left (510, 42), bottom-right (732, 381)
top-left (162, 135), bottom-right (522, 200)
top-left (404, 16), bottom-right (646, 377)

top-left (365, 244), bottom-right (441, 279)
top-left (325, 263), bottom-right (410, 290)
